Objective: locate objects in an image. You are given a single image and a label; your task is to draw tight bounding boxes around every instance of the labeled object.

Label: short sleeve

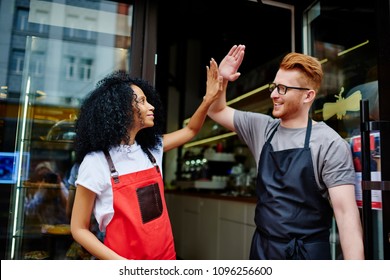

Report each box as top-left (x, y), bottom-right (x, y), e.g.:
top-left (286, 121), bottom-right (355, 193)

top-left (75, 152), bottom-right (111, 195)
top-left (321, 138), bottom-right (356, 188)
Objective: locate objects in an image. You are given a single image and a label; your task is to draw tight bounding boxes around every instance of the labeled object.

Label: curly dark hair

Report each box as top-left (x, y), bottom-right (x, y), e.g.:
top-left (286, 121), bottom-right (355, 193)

top-left (74, 70), bottom-right (165, 163)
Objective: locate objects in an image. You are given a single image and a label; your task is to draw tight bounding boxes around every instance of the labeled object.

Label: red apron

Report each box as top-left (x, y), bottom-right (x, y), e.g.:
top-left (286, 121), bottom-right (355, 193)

top-left (103, 150), bottom-right (176, 260)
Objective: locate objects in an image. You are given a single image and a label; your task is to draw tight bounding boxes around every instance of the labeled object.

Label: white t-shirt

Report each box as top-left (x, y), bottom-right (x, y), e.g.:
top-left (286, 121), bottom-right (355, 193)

top-left (75, 142), bottom-right (163, 232)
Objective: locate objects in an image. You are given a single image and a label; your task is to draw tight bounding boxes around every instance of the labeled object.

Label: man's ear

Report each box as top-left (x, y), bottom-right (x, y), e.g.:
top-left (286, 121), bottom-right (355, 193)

top-left (304, 89), bottom-right (316, 103)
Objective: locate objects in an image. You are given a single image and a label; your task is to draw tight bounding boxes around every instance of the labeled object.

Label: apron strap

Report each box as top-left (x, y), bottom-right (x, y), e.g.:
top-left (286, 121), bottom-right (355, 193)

top-left (142, 147), bottom-right (161, 174)
top-left (304, 117), bottom-right (312, 149)
top-left (265, 122), bottom-right (280, 144)
top-left (103, 150), bottom-right (120, 184)
top-left (103, 147), bottom-right (161, 184)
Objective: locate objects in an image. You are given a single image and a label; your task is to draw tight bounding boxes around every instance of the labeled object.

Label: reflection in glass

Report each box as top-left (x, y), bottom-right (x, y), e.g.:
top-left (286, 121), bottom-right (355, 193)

top-left (6, 0), bottom-right (133, 260)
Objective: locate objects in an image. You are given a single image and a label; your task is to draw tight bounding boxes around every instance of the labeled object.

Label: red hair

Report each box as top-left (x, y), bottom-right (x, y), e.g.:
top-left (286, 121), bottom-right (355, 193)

top-left (280, 52), bottom-right (323, 91)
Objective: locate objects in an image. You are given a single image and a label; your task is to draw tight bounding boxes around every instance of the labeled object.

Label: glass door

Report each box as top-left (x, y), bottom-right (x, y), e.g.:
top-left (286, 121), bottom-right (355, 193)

top-left (303, 0), bottom-right (381, 259)
top-left (6, 0), bottom-right (133, 260)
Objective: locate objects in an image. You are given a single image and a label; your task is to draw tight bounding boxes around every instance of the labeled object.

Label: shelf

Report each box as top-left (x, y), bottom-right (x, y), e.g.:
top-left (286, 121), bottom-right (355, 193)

top-left (23, 181), bottom-right (62, 189)
top-left (183, 132), bottom-right (236, 148)
top-left (31, 140), bottom-right (74, 150)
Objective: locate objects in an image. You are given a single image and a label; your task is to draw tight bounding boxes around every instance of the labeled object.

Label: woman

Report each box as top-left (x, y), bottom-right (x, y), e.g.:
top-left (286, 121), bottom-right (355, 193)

top-left (70, 59), bottom-right (222, 260)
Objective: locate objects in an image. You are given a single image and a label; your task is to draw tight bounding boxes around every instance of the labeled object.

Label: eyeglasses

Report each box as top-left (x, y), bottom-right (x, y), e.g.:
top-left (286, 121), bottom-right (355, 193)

top-left (269, 83), bottom-right (310, 95)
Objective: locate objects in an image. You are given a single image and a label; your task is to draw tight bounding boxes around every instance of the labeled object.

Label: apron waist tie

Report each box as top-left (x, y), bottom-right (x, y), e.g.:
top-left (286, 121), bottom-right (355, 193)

top-left (256, 227), bottom-right (327, 260)
top-left (285, 238), bottom-right (309, 260)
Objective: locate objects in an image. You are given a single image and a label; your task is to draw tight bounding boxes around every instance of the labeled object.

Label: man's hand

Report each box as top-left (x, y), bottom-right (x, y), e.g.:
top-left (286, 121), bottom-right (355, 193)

top-left (219, 44), bottom-right (245, 81)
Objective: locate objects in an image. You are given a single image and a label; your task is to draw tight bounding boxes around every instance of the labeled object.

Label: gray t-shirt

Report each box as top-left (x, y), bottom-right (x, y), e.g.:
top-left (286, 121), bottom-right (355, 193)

top-left (234, 110), bottom-right (356, 199)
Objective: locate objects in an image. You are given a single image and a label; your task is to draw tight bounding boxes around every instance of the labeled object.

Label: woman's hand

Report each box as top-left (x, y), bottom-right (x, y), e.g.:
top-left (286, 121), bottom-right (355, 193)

top-left (204, 58), bottom-right (223, 102)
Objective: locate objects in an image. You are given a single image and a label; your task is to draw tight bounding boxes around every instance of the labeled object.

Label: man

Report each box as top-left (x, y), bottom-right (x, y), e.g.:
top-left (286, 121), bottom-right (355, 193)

top-left (208, 45), bottom-right (364, 259)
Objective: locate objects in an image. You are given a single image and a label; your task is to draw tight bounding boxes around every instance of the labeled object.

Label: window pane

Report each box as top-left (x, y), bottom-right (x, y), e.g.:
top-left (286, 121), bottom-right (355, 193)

top-left (3, 0), bottom-right (134, 260)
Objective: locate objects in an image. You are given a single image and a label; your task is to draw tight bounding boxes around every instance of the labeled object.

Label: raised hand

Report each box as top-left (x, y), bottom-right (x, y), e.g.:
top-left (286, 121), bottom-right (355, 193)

top-left (205, 58), bottom-right (223, 101)
top-left (219, 44), bottom-right (245, 82)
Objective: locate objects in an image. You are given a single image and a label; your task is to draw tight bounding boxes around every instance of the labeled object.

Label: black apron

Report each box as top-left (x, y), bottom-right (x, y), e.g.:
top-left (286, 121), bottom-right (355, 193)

top-left (249, 119), bottom-right (333, 260)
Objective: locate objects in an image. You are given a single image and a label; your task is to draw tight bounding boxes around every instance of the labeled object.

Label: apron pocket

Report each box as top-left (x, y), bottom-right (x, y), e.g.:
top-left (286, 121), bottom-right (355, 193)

top-left (136, 183), bottom-right (163, 223)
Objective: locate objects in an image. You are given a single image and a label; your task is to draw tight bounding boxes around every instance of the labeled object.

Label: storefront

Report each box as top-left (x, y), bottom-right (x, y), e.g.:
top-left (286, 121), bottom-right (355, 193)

top-left (0, 0), bottom-right (389, 259)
